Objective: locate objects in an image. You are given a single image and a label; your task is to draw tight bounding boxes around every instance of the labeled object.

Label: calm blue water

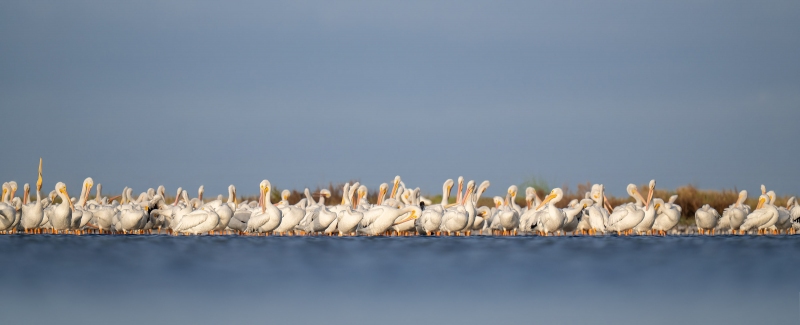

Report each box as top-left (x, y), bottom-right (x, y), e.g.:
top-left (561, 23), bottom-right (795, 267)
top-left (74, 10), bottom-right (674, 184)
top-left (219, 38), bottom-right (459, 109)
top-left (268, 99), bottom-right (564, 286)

top-left (1, 235), bottom-right (798, 324)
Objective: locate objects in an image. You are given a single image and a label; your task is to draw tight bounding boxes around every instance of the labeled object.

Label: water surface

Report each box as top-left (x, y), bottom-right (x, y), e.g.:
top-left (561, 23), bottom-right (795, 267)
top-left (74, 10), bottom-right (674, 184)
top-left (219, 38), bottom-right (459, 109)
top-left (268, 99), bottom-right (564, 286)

top-left (1, 235), bottom-right (797, 324)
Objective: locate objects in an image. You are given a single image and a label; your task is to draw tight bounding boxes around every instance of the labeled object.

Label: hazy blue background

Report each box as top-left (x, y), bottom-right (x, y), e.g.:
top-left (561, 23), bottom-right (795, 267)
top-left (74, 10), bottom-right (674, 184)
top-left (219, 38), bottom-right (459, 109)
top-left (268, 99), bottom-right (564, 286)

top-left (2, 1), bottom-right (799, 198)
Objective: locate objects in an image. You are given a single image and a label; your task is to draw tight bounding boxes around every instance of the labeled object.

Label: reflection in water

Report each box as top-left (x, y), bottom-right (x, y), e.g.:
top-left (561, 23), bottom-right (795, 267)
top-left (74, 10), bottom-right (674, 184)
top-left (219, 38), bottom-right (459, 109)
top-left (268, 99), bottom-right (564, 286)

top-left (1, 235), bottom-right (798, 324)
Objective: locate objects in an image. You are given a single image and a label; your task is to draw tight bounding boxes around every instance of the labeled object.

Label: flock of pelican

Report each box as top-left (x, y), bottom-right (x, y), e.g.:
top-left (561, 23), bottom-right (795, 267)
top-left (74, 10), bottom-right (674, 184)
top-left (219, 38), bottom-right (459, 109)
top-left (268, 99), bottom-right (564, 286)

top-left (1, 160), bottom-right (798, 237)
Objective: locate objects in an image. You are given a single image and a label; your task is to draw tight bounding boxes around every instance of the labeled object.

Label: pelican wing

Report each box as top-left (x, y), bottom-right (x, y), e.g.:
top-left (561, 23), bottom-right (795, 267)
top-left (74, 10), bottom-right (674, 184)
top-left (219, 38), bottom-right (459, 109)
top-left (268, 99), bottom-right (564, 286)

top-left (175, 210), bottom-right (208, 231)
top-left (606, 208), bottom-right (629, 228)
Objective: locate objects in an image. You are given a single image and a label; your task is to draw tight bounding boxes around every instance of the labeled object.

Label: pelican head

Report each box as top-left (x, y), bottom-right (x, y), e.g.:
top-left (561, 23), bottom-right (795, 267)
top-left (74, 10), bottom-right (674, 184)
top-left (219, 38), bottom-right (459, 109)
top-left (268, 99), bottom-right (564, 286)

top-left (443, 179), bottom-right (454, 194)
top-left (2, 183), bottom-right (7, 202)
top-left (357, 185), bottom-right (367, 206)
top-left (259, 180), bottom-right (271, 212)
top-left (23, 183), bottom-right (30, 204)
top-left (9, 181), bottom-right (17, 199)
top-left (644, 179), bottom-right (656, 210)
top-left (755, 194), bottom-right (768, 209)
top-left (653, 198), bottom-right (664, 212)
top-left (320, 189), bottom-right (331, 198)
top-left (493, 196), bottom-right (503, 208)
top-left (760, 184), bottom-right (766, 195)
top-left (55, 182), bottom-right (74, 212)
top-left (83, 177), bottom-right (94, 203)
top-left (579, 198), bottom-right (593, 209)
top-left (36, 157), bottom-right (43, 191)
top-left (477, 206), bottom-right (490, 217)
top-left (281, 189), bottom-right (291, 201)
top-left (766, 191), bottom-right (776, 205)
top-left (390, 176), bottom-right (401, 198)
top-left (535, 188), bottom-right (563, 210)
top-left (198, 185), bottom-right (205, 201)
top-left (507, 185), bottom-right (518, 200)
top-left (567, 199), bottom-right (579, 208)
top-left (476, 180), bottom-right (491, 198)
top-left (736, 190), bottom-right (747, 206)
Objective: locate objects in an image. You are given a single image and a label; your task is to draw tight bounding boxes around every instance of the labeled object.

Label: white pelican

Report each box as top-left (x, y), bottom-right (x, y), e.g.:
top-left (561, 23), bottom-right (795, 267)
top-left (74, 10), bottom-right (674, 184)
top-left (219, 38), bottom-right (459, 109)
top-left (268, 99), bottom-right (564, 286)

top-left (392, 188), bottom-right (420, 234)
top-left (114, 188), bottom-right (148, 234)
top-left (719, 190), bottom-right (748, 234)
top-left (789, 198), bottom-right (800, 234)
top-left (772, 194), bottom-right (792, 234)
top-left (273, 189), bottom-right (305, 235)
top-left (739, 194), bottom-right (779, 234)
top-left (563, 199), bottom-right (592, 235)
top-left (356, 205), bottom-right (421, 236)
top-left (416, 179), bottom-right (453, 235)
top-left (298, 189), bottom-right (337, 234)
top-left (50, 182), bottom-right (74, 234)
top-left (21, 166), bottom-right (45, 233)
top-left (71, 177), bottom-right (94, 232)
top-left (518, 188), bottom-right (538, 233)
top-left (606, 183), bottom-right (649, 235)
top-left (173, 205), bottom-right (220, 235)
top-left (633, 180), bottom-right (657, 234)
top-left (490, 185), bottom-right (520, 236)
top-left (0, 183), bottom-right (17, 232)
top-left (534, 188), bottom-right (566, 236)
top-left (585, 184), bottom-right (610, 235)
top-left (245, 180), bottom-right (282, 234)
top-left (337, 195), bottom-right (364, 236)
top-left (695, 205), bottom-right (720, 235)
top-left (652, 195), bottom-right (681, 235)
top-left (198, 185), bottom-right (236, 234)
top-left (439, 181), bottom-right (471, 235)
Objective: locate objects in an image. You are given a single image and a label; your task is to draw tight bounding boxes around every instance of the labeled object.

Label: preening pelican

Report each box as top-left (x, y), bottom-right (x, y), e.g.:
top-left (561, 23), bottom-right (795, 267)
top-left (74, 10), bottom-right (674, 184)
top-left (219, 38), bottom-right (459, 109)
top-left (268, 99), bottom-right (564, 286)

top-left (21, 163), bottom-right (45, 233)
top-left (439, 181), bottom-right (471, 235)
top-left (606, 184), bottom-right (649, 235)
top-left (416, 179), bottom-right (453, 235)
top-left (245, 180), bottom-right (282, 234)
top-left (274, 189), bottom-right (306, 235)
top-left (719, 190), bottom-right (748, 234)
top-left (739, 194), bottom-right (779, 234)
top-left (490, 185), bottom-right (520, 236)
top-left (652, 195), bottom-right (681, 235)
top-left (633, 180), bottom-right (657, 235)
top-left (357, 205), bottom-right (421, 236)
top-left (695, 205), bottom-right (720, 235)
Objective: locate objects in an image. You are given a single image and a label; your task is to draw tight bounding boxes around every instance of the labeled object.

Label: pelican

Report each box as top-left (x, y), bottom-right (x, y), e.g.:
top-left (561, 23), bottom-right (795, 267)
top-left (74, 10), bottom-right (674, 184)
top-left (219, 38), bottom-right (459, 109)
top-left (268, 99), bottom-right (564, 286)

top-left (606, 183), bottom-right (650, 235)
top-left (273, 189), bottom-right (305, 235)
top-left (789, 198), bottom-right (800, 234)
top-left (356, 205), bottom-right (421, 236)
top-left (21, 165), bottom-right (46, 233)
top-left (50, 182), bottom-right (74, 234)
top-left (298, 189), bottom-right (337, 234)
top-left (416, 180), bottom-right (452, 235)
top-left (391, 188), bottom-right (420, 235)
top-left (772, 195), bottom-right (793, 234)
top-left (245, 180), bottom-right (282, 234)
top-left (439, 181), bottom-right (471, 235)
top-left (739, 194), bottom-right (779, 234)
top-left (173, 205), bottom-right (219, 235)
top-left (534, 188), bottom-right (566, 236)
top-left (563, 199), bottom-right (592, 235)
top-left (490, 185), bottom-right (520, 236)
top-left (633, 180), bottom-right (657, 234)
top-left (719, 190), bottom-right (748, 234)
top-left (652, 195), bottom-right (681, 235)
top-left (337, 195), bottom-right (364, 236)
top-left (203, 185), bottom-right (236, 234)
top-left (585, 184), bottom-right (610, 235)
top-left (71, 177), bottom-right (95, 232)
top-left (518, 188), bottom-right (539, 233)
top-left (695, 205), bottom-right (720, 235)
top-left (114, 188), bottom-right (148, 234)
top-left (0, 183), bottom-right (17, 232)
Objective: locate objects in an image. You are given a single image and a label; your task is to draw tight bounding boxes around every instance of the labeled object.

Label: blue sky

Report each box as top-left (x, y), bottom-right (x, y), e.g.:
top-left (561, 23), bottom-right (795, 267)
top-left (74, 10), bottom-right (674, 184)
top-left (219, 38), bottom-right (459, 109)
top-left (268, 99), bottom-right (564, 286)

top-left (1, 1), bottom-right (798, 198)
